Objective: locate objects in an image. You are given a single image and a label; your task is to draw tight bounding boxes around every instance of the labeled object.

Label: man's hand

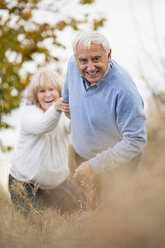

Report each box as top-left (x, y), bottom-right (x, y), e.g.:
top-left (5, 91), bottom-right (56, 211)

top-left (73, 160), bottom-right (95, 181)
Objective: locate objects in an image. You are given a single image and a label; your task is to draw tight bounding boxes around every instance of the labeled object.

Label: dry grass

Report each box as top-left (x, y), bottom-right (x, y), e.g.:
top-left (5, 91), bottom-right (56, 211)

top-left (1, 108), bottom-right (165, 248)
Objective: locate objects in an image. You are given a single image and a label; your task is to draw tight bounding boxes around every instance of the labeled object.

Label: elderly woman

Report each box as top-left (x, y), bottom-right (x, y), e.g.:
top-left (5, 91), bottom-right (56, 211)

top-left (8, 69), bottom-right (83, 215)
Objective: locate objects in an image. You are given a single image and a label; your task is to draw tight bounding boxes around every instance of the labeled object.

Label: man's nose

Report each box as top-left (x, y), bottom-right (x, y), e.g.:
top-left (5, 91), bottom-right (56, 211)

top-left (87, 62), bottom-right (95, 71)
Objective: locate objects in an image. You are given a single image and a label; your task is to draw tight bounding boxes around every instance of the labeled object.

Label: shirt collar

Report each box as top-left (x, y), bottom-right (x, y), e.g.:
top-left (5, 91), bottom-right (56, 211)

top-left (81, 62), bottom-right (112, 92)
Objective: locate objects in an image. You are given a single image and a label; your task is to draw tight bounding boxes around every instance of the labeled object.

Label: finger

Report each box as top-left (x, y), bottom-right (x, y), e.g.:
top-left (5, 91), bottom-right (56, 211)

top-left (61, 102), bottom-right (69, 106)
top-left (62, 99), bottom-right (69, 104)
top-left (61, 104), bottom-right (70, 111)
top-left (61, 108), bottom-right (70, 113)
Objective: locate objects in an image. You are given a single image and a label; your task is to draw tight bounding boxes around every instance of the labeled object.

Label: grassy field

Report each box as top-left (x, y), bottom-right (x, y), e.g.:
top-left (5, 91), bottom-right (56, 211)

top-left (0, 108), bottom-right (165, 248)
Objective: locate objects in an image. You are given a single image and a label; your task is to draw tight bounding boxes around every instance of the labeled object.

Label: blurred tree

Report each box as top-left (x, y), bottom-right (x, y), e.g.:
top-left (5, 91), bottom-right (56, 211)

top-left (0, 0), bottom-right (106, 134)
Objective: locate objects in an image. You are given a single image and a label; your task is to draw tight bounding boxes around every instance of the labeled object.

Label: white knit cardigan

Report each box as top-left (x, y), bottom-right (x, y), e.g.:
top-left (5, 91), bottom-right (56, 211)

top-left (10, 103), bottom-right (70, 189)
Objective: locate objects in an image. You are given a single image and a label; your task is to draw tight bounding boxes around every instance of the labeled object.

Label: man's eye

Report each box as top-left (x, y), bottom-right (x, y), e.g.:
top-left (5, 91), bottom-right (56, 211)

top-left (93, 57), bottom-right (100, 62)
top-left (79, 59), bottom-right (87, 64)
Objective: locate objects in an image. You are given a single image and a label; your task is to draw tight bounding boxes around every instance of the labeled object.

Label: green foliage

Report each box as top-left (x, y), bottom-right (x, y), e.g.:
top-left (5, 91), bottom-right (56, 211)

top-left (0, 0), bottom-right (106, 131)
top-left (79, 0), bottom-right (95, 4)
top-left (93, 18), bottom-right (106, 30)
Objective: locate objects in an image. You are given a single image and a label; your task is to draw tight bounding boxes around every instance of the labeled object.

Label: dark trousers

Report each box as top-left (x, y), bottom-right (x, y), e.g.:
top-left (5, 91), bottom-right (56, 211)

top-left (9, 174), bottom-right (84, 216)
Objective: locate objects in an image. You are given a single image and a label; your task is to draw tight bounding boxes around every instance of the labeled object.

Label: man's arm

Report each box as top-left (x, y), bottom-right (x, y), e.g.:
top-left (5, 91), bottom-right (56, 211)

top-left (89, 90), bottom-right (147, 174)
top-left (62, 57), bottom-right (71, 102)
top-left (74, 90), bottom-right (147, 179)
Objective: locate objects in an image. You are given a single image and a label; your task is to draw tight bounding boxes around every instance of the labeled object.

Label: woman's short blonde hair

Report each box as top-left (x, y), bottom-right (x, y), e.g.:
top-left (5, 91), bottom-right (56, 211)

top-left (26, 69), bottom-right (63, 107)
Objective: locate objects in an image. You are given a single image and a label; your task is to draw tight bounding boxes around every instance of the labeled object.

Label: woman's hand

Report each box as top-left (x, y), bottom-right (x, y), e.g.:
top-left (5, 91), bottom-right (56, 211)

top-left (55, 97), bottom-right (70, 114)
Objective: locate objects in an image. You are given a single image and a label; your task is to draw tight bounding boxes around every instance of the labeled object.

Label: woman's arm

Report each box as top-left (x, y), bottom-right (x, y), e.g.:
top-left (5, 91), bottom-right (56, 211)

top-left (21, 103), bottom-right (61, 135)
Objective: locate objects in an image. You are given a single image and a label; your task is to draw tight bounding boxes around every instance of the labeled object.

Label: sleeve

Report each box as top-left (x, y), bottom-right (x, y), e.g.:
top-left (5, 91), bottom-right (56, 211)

top-left (62, 57), bottom-right (73, 102)
top-left (21, 104), bottom-right (61, 135)
top-left (62, 75), bottom-right (69, 102)
top-left (90, 90), bottom-right (147, 174)
top-left (64, 117), bottom-right (71, 134)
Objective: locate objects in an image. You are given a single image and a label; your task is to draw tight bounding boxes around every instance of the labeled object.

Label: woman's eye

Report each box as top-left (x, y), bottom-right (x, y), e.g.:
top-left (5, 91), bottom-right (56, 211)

top-left (49, 88), bottom-right (54, 91)
top-left (39, 89), bottom-right (45, 93)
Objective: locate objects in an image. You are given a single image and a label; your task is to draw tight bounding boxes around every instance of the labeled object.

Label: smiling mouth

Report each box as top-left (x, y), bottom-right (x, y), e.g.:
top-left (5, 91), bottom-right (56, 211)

top-left (45, 99), bottom-right (54, 103)
top-left (86, 70), bottom-right (99, 75)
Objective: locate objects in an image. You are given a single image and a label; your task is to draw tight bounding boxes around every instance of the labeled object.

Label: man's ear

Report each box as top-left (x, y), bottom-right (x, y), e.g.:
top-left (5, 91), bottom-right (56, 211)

top-left (108, 49), bottom-right (112, 62)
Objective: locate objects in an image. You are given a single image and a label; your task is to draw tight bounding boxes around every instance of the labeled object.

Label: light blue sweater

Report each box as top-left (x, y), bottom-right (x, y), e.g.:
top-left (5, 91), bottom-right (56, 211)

top-left (62, 56), bottom-right (147, 174)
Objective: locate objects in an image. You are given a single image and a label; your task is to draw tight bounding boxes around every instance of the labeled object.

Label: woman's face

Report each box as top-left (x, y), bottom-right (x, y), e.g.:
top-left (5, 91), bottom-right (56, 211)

top-left (37, 85), bottom-right (60, 111)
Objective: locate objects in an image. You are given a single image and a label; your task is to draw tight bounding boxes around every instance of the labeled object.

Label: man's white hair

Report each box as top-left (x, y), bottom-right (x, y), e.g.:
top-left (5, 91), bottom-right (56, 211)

top-left (73, 31), bottom-right (111, 57)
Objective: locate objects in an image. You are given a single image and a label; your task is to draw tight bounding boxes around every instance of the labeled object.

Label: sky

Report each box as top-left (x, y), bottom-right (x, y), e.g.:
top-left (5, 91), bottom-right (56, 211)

top-left (0, 0), bottom-right (165, 161)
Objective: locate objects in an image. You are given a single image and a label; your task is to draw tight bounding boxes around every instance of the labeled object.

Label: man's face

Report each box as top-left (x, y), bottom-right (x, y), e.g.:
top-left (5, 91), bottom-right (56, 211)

top-left (75, 42), bottom-right (111, 84)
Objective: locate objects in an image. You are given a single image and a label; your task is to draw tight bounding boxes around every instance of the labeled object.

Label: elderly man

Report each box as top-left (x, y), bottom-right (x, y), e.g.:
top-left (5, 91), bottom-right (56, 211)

top-left (62, 31), bottom-right (147, 182)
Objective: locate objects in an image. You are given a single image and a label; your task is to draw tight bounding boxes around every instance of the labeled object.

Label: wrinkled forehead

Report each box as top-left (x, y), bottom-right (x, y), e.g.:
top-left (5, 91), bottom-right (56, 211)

top-left (76, 41), bottom-right (106, 59)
